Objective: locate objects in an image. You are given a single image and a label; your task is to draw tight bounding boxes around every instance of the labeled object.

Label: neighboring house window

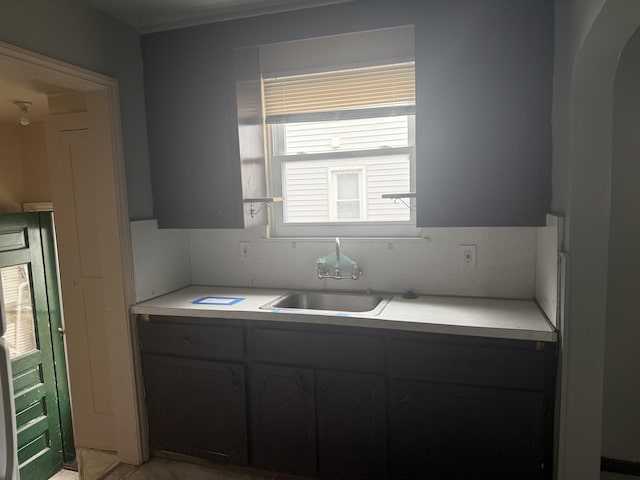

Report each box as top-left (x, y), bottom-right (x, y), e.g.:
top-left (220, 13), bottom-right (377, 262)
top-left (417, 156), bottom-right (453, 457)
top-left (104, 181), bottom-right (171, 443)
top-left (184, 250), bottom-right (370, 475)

top-left (329, 168), bottom-right (365, 221)
top-left (259, 26), bottom-right (417, 237)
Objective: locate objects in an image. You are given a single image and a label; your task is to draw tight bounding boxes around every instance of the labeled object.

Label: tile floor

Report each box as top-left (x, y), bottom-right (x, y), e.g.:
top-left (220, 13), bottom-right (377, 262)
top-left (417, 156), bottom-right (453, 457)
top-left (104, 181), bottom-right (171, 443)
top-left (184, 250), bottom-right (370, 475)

top-left (49, 460), bottom-right (639, 480)
top-left (102, 458), bottom-right (307, 480)
top-left (50, 469), bottom-right (79, 480)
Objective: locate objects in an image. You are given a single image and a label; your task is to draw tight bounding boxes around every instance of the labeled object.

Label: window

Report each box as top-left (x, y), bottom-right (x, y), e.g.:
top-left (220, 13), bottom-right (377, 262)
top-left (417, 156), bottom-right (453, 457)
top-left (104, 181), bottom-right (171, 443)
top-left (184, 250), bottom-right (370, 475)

top-left (330, 168), bottom-right (364, 221)
top-left (274, 114), bottom-right (414, 225)
top-left (259, 27), bottom-right (417, 237)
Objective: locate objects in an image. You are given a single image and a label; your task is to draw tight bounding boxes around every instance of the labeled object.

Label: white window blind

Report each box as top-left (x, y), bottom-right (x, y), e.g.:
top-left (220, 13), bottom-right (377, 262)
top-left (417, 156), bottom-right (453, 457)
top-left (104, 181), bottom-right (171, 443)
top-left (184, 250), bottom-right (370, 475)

top-left (263, 62), bottom-right (415, 122)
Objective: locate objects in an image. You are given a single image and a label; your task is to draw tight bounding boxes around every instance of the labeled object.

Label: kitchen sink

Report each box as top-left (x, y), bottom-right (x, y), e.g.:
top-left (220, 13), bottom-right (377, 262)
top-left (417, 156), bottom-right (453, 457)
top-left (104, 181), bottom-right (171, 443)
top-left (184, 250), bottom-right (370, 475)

top-left (260, 291), bottom-right (392, 316)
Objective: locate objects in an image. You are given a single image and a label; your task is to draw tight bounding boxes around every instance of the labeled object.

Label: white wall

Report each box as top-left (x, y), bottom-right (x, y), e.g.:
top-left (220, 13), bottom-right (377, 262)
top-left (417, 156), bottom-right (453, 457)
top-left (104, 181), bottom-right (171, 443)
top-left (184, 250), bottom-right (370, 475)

top-left (189, 226), bottom-right (536, 299)
top-left (601, 24), bottom-right (640, 462)
top-left (552, 0), bottom-right (607, 224)
top-left (535, 214), bottom-right (562, 329)
top-left (130, 220), bottom-right (191, 302)
top-left (552, 1), bottom-right (640, 478)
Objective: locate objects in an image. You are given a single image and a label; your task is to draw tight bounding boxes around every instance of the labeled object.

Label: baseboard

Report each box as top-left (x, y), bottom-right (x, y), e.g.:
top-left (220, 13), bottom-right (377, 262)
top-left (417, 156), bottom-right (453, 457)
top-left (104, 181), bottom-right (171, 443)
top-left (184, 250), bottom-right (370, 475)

top-left (601, 456), bottom-right (640, 476)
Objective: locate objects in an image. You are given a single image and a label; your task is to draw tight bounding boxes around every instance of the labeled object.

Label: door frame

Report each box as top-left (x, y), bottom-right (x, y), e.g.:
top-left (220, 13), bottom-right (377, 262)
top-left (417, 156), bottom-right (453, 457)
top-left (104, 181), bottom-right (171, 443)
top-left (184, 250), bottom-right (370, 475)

top-left (0, 40), bottom-right (144, 464)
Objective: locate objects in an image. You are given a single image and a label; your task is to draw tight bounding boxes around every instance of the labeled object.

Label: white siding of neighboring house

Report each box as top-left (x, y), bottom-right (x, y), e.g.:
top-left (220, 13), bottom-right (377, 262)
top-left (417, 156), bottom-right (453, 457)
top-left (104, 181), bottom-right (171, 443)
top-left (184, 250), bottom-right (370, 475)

top-left (283, 161), bottom-right (329, 222)
top-left (365, 155), bottom-right (411, 221)
top-left (283, 155), bottom-right (410, 222)
top-left (285, 117), bottom-right (409, 155)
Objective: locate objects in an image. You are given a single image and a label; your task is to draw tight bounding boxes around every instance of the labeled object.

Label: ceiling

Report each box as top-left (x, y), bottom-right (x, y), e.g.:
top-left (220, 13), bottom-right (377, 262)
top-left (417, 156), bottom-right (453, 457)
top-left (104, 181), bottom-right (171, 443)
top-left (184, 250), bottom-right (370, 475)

top-left (0, 58), bottom-right (74, 124)
top-left (81, 0), bottom-right (354, 33)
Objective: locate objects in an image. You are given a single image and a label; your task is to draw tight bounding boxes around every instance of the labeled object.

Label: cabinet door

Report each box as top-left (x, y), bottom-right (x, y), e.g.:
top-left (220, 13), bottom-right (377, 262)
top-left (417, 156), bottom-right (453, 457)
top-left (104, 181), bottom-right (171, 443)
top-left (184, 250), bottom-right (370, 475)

top-left (317, 370), bottom-right (387, 480)
top-left (141, 29), bottom-right (244, 228)
top-left (391, 380), bottom-right (544, 480)
top-left (415, 1), bottom-right (552, 227)
top-left (142, 354), bottom-right (248, 464)
top-left (249, 364), bottom-right (316, 476)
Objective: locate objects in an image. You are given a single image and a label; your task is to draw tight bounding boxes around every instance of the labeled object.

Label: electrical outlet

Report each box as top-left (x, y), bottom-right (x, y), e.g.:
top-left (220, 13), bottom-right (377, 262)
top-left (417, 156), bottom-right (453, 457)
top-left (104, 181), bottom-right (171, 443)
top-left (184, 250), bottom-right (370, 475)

top-left (239, 241), bottom-right (250, 260)
top-left (460, 244), bottom-right (477, 267)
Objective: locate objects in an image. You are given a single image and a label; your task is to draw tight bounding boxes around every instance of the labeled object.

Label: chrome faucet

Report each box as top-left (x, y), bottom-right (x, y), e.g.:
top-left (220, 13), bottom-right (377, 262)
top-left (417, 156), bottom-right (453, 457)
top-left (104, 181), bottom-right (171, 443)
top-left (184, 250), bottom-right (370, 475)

top-left (316, 237), bottom-right (361, 280)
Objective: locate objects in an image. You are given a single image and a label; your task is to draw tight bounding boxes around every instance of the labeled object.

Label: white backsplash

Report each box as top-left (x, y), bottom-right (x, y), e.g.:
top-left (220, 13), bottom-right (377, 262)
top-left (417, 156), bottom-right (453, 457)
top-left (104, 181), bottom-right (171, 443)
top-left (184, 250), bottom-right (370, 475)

top-left (130, 219), bottom-right (191, 302)
top-left (189, 226), bottom-right (537, 299)
top-left (535, 214), bottom-right (563, 328)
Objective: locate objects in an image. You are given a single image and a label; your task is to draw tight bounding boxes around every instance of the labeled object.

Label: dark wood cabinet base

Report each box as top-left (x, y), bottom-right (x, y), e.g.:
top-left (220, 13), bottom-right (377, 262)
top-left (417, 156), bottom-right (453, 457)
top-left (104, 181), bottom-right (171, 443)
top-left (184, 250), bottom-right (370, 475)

top-left (139, 316), bottom-right (556, 479)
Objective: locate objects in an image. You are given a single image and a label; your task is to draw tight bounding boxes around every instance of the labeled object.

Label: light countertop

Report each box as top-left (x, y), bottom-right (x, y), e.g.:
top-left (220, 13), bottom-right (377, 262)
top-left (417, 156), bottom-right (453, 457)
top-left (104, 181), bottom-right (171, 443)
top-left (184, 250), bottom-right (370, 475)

top-left (131, 285), bottom-right (557, 342)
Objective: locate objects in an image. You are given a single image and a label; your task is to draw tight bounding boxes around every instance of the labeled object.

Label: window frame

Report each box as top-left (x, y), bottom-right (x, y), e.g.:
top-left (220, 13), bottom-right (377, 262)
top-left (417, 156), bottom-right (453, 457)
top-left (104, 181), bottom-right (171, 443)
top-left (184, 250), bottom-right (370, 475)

top-left (269, 114), bottom-right (418, 238)
top-left (259, 34), bottom-right (418, 238)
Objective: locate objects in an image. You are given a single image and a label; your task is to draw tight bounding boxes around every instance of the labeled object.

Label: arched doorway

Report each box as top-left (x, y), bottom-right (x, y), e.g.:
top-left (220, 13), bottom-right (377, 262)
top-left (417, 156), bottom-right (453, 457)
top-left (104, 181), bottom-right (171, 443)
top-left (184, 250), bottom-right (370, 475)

top-left (553, 1), bottom-right (640, 478)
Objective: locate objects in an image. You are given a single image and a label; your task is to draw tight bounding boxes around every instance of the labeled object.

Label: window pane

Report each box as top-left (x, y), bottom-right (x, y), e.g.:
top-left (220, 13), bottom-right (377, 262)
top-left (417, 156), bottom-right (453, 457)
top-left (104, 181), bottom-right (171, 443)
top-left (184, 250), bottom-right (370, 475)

top-left (285, 116), bottom-right (409, 155)
top-left (337, 201), bottom-right (361, 219)
top-left (336, 172), bottom-right (360, 200)
top-left (1, 264), bottom-right (37, 359)
top-left (283, 160), bottom-right (329, 223)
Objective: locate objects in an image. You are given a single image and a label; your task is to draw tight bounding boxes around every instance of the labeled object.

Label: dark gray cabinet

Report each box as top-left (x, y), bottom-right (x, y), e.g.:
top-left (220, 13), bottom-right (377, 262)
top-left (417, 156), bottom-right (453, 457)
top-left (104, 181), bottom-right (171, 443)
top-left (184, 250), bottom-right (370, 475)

top-left (142, 354), bottom-right (248, 464)
top-left (249, 364), bottom-right (317, 475)
top-left (387, 334), bottom-right (551, 479)
top-left (142, 26), bottom-right (244, 229)
top-left (246, 324), bottom-right (387, 477)
top-left (139, 318), bottom-right (248, 464)
top-left (141, 0), bottom-right (553, 228)
top-left (317, 370), bottom-right (387, 480)
top-left (391, 381), bottom-right (544, 480)
top-left (138, 316), bottom-right (555, 479)
top-left (414, 0), bottom-right (552, 227)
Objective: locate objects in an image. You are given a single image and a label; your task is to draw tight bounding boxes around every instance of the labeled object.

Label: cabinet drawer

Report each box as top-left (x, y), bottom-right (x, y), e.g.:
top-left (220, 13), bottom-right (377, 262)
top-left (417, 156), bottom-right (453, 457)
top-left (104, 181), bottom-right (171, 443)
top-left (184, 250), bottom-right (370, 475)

top-left (248, 326), bottom-right (384, 372)
top-left (139, 319), bottom-right (243, 360)
top-left (388, 338), bottom-right (545, 390)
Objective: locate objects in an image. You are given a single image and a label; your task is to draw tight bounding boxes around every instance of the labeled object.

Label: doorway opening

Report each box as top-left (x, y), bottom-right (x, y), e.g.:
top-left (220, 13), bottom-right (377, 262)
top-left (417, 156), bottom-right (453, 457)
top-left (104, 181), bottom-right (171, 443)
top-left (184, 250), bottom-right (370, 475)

top-left (0, 40), bottom-right (143, 478)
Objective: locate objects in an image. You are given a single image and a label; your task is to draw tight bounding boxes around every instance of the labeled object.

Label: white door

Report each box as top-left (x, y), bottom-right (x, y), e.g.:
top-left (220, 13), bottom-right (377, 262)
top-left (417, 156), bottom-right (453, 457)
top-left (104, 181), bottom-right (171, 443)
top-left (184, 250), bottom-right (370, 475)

top-left (46, 91), bottom-right (140, 459)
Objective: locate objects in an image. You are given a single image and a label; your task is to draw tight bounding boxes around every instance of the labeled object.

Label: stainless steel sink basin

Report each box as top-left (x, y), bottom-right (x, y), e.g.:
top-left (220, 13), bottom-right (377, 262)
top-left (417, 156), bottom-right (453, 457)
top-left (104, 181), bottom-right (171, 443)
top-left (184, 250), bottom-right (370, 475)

top-left (260, 291), bottom-right (392, 316)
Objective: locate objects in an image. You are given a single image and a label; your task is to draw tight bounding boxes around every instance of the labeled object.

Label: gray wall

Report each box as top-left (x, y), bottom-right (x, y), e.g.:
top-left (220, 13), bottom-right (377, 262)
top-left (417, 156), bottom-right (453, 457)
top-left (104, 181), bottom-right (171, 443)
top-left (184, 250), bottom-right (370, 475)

top-left (601, 24), bottom-right (640, 462)
top-left (0, 0), bottom-right (153, 220)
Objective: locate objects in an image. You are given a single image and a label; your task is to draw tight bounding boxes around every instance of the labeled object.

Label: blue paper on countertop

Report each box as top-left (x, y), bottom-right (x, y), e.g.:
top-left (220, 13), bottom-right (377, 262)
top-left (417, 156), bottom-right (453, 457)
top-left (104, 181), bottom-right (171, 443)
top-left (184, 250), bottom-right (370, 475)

top-left (192, 296), bottom-right (245, 306)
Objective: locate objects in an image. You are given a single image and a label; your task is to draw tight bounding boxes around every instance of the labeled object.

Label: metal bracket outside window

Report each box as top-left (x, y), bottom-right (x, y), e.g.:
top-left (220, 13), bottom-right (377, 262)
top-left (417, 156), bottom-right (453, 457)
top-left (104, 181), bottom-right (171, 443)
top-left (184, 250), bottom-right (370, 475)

top-left (381, 192), bottom-right (416, 211)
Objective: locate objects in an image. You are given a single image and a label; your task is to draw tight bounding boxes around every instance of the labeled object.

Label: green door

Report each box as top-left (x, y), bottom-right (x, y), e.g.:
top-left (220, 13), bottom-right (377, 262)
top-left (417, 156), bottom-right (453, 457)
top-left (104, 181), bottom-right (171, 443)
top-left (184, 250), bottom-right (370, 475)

top-left (0, 212), bottom-right (75, 479)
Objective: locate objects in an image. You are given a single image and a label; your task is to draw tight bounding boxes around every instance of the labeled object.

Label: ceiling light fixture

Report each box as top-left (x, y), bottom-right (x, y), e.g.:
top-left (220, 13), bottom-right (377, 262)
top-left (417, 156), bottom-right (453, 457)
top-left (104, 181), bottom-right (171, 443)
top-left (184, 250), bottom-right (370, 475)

top-left (13, 101), bottom-right (32, 126)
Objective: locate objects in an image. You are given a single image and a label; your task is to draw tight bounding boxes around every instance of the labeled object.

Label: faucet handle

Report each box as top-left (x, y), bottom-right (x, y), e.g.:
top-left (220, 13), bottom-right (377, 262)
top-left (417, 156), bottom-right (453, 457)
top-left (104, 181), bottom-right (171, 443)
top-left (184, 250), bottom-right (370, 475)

top-left (351, 265), bottom-right (362, 280)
